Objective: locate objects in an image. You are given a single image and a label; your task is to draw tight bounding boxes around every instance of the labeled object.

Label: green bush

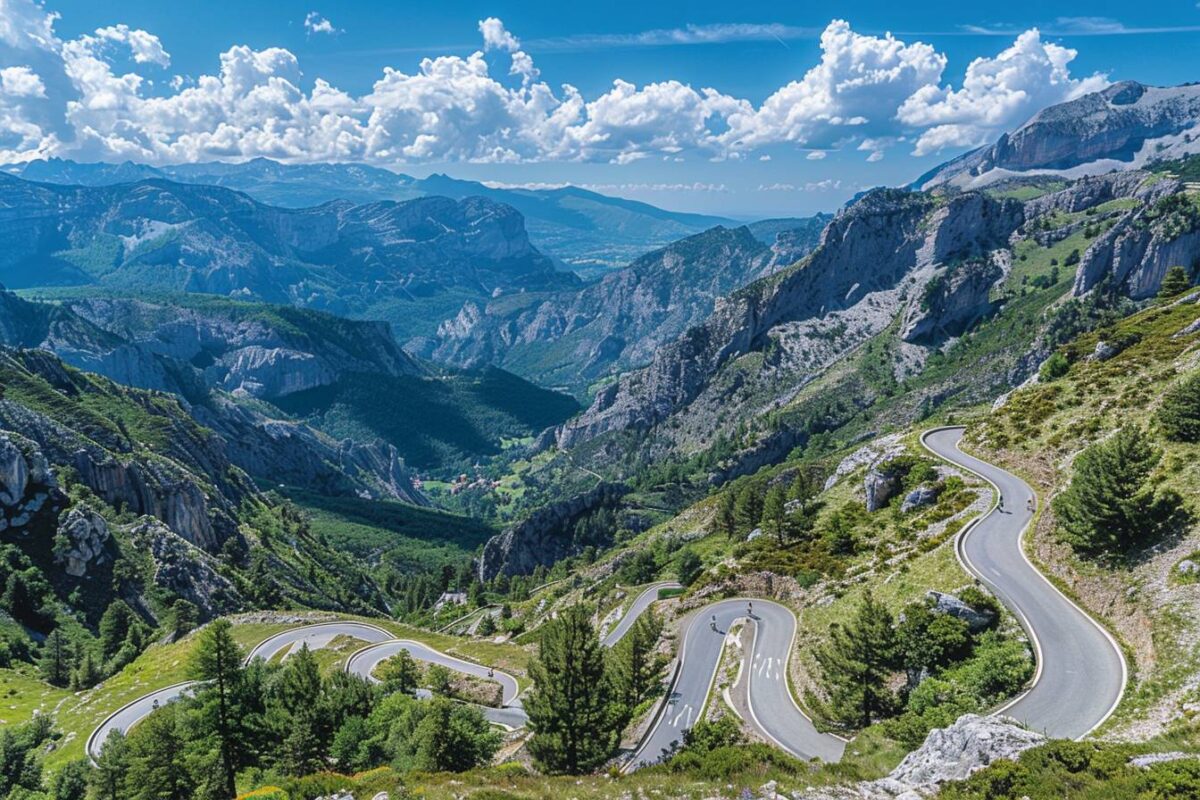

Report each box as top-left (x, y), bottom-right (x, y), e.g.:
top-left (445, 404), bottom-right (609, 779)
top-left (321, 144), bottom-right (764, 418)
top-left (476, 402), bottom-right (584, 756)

top-left (1158, 371), bottom-right (1200, 443)
top-left (1039, 352), bottom-right (1070, 381)
top-left (1053, 426), bottom-right (1188, 555)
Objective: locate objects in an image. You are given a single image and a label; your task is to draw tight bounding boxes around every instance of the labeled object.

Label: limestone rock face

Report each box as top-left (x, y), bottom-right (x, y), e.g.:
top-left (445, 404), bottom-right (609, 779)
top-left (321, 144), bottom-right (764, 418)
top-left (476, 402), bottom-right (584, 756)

top-left (476, 483), bottom-right (626, 581)
top-left (868, 714), bottom-right (1044, 795)
top-left (555, 189), bottom-right (1023, 451)
top-left (1073, 196), bottom-right (1200, 299)
top-left (430, 225), bottom-right (790, 391)
top-left (921, 81), bottom-right (1200, 190)
top-left (865, 463), bottom-right (907, 512)
top-left (901, 254), bottom-right (1006, 343)
top-left (127, 517), bottom-right (241, 619)
top-left (220, 346), bottom-right (336, 398)
top-left (901, 485), bottom-right (939, 513)
top-left (0, 431), bottom-right (58, 532)
top-left (0, 434), bottom-right (28, 507)
top-left (54, 507), bottom-right (110, 577)
top-left (0, 291), bottom-right (430, 504)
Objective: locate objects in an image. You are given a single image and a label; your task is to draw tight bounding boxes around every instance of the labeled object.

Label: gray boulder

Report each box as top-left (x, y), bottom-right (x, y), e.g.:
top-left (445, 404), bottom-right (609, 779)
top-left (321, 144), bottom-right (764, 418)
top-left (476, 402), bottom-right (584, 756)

top-left (901, 485), bottom-right (939, 513)
top-left (865, 465), bottom-right (904, 512)
top-left (926, 590), bottom-right (996, 632)
top-left (54, 507), bottom-right (111, 577)
top-left (870, 714), bottom-right (1044, 794)
top-left (1088, 341), bottom-right (1120, 362)
top-left (0, 434), bottom-right (29, 507)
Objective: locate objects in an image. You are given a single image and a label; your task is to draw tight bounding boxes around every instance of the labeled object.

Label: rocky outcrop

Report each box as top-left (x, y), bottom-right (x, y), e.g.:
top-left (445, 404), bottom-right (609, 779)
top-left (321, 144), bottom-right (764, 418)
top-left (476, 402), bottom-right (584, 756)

top-left (476, 483), bottom-right (627, 581)
top-left (865, 714), bottom-right (1044, 796)
top-left (901, 485), bottom-right (939, 512)
top-left (865, 464), bottom-right (906, 512)
top-left (0, 349), bottom-right (252, 551)
top-left (0, 433), bottom-right (30, 507)
top-left (127, 517), bottom-right (241, 619)
top-left (901, 253), bottom-right (1006, 343)
top-left (1073, 191), bottom-right (1200, 298)
top-left (0, 431), bottom-right (56, 532)
top-left (219, 346), bottom-right (336, 398)
top-left (926, 591), bottom-right (996, 632)
top-left (54, 507), bottom-right (110, 577)
top-left (1024, 170), bottom-right (1171, 218)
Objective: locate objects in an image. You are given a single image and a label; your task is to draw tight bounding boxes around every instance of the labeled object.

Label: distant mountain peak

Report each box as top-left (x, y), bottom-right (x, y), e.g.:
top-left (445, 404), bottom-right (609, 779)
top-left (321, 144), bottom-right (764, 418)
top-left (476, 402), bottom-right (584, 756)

top-left (920, 80), bottom-right (1200, 190)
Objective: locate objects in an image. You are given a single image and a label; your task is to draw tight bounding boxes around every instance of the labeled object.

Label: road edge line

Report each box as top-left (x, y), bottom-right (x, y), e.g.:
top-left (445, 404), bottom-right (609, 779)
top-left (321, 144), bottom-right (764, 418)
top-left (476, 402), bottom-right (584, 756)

top-left (920, 426), bottom-right (1129, 738)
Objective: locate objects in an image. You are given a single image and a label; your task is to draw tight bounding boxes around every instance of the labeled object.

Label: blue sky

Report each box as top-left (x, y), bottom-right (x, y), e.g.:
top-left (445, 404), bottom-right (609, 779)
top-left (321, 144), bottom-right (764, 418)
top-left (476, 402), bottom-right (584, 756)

top-left (3, 0), bottom-right (1200, 217)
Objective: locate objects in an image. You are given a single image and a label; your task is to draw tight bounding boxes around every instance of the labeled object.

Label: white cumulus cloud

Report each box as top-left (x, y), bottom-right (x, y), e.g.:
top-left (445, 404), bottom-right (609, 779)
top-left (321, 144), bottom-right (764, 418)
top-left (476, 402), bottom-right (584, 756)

top-left (304, 12), bottom-right (339, 37)
top-left (0, 65), bottom-right (44, 96)
top-left (0, 3), bottom-right (1112, 169)
top-left (898, 28), bottom-right (1108, 155)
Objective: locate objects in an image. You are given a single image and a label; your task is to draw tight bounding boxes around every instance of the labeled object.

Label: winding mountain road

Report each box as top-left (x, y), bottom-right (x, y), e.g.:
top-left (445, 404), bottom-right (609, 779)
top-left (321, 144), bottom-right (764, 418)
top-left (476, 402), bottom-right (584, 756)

top-left (87, 433), bottom-right (1127, 766)
top-left (629, 427), bottom-right (1127, 769)
top-left (603, 582), bottom-right (682, 647)
top-left (921, 427), bottom-right (1126, 739)
top-left (628, 598), bottom-right (845, 769)
top-left (346, 639), bottom-right (528, 728)
top-left (87, 583), bottom-right (679, 758)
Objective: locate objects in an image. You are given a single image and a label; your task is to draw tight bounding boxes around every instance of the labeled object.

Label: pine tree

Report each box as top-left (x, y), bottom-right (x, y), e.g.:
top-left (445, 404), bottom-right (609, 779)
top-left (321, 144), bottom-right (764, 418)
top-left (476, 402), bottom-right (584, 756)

top-left (1159, 265), bottom-right (1192, 299)
top-left (378, 649), bottom-right (421, 695)
top-left (412, 696), bottom-right (501, 772)
top-left (733, 485), bottom-right (763, 536)
top-left (124, 705), bottom-right (192, 800)
top-left (39, 628), bottom-right (73, 687)
top-left (191, 618), bottom-right (244, 799)
top-left (89, 730), bottom-right (129, 800)
top-left (608, 608), bottom-right (666, 710)
top-left (1053, 426), bottom-right (1185, 554)
top-left (71, 648), bottom-right (100, 690)
top-left (1158, 371), bottom-right (1200, 443)
top-left (525, 605), bottom-right (623, 774)
top-left (676, 549), bottom-right (702, 587)
top-left (815, 591), bottom-right (898, 727)
top-left (99, 601), bottom-right (139, 661)
top-left (49, 758), bottom-right (89, 800)
top-left (715, 492), bottom-right (737, 541)
top-left (762, 484), bottom-right (789, 545)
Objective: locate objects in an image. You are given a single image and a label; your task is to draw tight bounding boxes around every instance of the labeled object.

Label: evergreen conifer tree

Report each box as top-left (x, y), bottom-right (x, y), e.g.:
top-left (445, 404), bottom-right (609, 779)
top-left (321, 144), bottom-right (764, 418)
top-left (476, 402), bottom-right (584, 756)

top-left (525, 605), bottom-right (623, 774)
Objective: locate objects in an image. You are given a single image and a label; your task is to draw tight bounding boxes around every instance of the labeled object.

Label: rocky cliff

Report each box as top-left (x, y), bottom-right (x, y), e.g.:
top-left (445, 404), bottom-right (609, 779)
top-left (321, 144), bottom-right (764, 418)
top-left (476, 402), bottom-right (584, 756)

top-left (0, 291), bottom-right (430, 503)
top-left (427, 219), bottom-right (830, 393)
top-left (430, 224), bottom-right (804, 391)
top-left (476, 483), bottom-right (626, 580)
top-left (555, 189), bottom-right (1022, 450)
top-left (0, 345), bottom-right (388, 622)
top-left (920, 81), bottom-right (1200, 190)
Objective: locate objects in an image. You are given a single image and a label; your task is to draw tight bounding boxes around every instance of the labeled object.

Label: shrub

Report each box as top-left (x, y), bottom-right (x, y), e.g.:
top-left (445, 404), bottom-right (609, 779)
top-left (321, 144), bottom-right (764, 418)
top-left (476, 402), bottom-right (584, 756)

top-left (1039, 352), bottom-right (1070, 382)
top-left (1158, 371), bottom-right (1200, 442)
top-left (1053, 425), bottom-right (1187, 555)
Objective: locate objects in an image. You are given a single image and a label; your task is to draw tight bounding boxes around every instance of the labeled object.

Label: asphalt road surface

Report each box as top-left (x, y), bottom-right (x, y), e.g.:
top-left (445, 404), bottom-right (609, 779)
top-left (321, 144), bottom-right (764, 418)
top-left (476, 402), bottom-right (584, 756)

top-left (629, 598), bottom-right (845, 769)
top-left (602, 582), bottom-right (683, 647)
top-left (921, 426), bottom-right (1126, 739)
top-left (346, 639), bottom-right (528, 728)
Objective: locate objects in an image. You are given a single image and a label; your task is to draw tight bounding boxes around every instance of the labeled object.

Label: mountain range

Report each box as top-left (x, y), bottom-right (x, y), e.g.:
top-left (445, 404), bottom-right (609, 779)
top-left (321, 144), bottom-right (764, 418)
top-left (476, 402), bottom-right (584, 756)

top-left (8, 157), bottom-right (737, 271)
top-left (427, 216), bottom-right (829, 393)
